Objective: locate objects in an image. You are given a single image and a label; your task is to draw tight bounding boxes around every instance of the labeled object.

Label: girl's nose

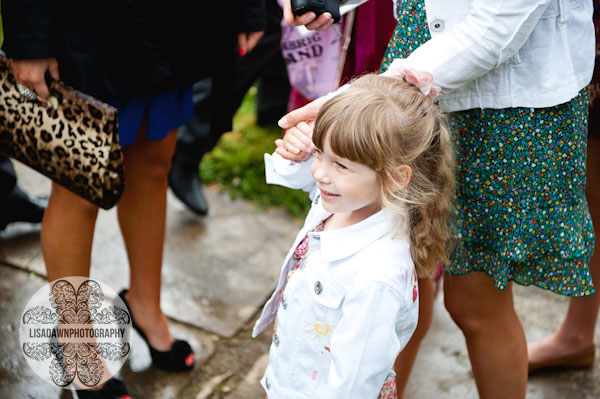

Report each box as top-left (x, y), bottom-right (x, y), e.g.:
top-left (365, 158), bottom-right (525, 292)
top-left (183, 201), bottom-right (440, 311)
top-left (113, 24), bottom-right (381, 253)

top-left (312, 160), bottom-right (331, 184)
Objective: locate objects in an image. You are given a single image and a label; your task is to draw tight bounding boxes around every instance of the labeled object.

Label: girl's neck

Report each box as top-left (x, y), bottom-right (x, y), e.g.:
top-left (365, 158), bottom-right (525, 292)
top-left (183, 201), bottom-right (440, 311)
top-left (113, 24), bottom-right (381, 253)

top-left (323, 204), bottom-right (382, 231)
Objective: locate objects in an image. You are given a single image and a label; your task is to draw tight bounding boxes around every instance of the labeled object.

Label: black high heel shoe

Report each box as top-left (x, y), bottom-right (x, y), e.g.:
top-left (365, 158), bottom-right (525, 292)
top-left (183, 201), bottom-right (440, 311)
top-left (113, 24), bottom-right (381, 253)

top-left (76, 377), bottom-right (131, 399)
top-left (118, 289), bottom-right (195, 372)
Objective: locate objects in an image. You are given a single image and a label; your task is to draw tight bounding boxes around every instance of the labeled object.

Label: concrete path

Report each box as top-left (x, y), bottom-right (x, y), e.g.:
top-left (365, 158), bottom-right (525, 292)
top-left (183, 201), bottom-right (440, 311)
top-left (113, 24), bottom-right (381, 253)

top-left (0, 162), bottom-right (598, 399)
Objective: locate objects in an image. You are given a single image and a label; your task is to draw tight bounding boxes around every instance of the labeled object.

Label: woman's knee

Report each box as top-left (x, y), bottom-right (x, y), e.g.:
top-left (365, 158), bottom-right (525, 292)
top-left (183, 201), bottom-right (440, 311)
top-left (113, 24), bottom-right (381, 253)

top-left (134, 153), bottom-right (173, 181)
top-left (49, 183), bottom-right (99, 217)
top-left (443, 282), bottom-right (471, 327)
top-left (443, 273), bottom-right (511, 333)
top-left (124, 131), bottom-right (177, 181)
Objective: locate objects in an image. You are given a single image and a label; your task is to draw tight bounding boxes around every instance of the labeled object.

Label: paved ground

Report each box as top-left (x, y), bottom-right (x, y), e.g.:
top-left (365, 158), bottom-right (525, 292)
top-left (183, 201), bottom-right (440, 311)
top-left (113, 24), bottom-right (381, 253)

top-left (1, 162), bottom-right (599, 399)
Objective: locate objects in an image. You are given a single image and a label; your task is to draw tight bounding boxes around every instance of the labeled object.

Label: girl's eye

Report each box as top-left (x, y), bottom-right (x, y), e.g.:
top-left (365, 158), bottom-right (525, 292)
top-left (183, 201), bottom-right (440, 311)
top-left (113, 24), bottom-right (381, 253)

top-left (335, 162), bottom-right (348, 170)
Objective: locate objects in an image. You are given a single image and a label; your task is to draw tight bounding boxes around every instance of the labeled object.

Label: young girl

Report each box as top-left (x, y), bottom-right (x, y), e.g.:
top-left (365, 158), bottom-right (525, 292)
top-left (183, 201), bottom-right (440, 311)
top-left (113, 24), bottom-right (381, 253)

top-left (252, 73), bottom-right (455, 398)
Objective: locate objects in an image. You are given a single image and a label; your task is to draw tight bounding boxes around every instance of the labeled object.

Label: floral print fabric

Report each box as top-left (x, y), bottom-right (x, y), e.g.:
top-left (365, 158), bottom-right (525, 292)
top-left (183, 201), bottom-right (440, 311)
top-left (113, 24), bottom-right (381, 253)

top-left (381, 0), bottom-right (595, 297)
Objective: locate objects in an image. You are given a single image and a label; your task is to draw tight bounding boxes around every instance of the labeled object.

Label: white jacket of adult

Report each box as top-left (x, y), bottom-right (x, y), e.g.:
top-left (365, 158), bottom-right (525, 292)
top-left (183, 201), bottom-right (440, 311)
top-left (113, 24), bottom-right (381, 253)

top-left (252, 153), bottom-right (419, 399)
top-left (381, 0), bottom-right (595, 112)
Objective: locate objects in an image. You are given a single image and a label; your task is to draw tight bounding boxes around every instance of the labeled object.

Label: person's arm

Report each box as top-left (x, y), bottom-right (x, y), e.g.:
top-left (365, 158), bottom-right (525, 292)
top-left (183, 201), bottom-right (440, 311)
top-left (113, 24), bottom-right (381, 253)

top-left (2, 0), bottom-right (59, 99)
top-left (319, 282), bottom-right (417, 398)
top-left (264, 152), bottom-right (317, 197)
top-left (2, 0), bottom-right (56, 59)
top-left (381, 0), bottom-right (552, 94)
top-left (279, 0), bottom-right (553, 129)
top-left (238, 0), bottom-right (267, 55)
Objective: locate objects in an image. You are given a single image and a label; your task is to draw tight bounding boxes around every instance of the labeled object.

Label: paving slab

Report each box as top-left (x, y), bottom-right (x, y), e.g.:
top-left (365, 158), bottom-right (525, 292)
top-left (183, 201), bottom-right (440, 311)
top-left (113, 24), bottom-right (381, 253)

top-left (2, 161), bottom-right (600, 399)
top-left (225, 353), bottom-right (269, 399)
top-left (1, 161), bottom-right (302, 338)
top-left (119, 319), bottom-right (215, 399)
top-left (404, 283), bottom-right (600, 399)
top-left (0, 262), bottom-right (216, 399)
top-left (0, 264), bottom-right (67, 399)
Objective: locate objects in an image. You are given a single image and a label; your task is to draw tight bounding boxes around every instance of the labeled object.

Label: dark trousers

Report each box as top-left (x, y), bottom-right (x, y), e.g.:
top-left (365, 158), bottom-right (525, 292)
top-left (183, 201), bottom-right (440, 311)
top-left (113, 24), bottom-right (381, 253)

top-left (0, 156), bottom-right (17, 202)
top-left (175, 1), bottom-right (290, 166)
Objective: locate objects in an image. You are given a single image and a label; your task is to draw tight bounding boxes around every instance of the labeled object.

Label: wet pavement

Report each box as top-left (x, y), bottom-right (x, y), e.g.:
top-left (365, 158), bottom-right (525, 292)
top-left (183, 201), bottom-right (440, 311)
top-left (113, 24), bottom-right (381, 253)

top-left (1, 161), bottom-right (599, 399)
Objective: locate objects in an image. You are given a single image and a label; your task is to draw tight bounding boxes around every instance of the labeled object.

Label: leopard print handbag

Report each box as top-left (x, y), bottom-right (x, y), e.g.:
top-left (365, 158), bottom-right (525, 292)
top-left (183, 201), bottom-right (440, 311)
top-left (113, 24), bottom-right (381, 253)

top-left (0, 55), bottom-right (124, 209)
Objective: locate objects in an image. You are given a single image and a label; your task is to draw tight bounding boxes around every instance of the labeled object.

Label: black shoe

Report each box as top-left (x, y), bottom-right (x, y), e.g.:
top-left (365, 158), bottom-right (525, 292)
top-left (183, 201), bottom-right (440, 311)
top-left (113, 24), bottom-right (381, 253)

top-left (118, 289), bottom-right (196, 372)
top-left (76, 377), bottom-right (131, 399)
top-left (168, 155), bottom-right (209, 215)
top-left (0, 186), bottom-right (47, 230)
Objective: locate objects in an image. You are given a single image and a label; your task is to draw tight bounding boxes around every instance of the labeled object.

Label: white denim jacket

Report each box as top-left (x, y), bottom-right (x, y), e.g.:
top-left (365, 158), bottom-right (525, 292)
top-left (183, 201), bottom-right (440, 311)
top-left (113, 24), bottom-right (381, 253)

top-left (381, 0), bottom-right (595, 111)
top-left (252, 153), bottom-right (419, 399)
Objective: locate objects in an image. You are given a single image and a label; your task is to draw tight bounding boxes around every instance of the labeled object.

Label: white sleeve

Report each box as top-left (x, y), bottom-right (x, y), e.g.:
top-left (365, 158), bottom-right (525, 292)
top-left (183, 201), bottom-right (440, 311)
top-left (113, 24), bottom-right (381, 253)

top-left (381, 0), bottom-right (552, 93)
top-left (319, 283), bottom-right (418, 399)
top-left (264, 152), bottom-right (318, 198)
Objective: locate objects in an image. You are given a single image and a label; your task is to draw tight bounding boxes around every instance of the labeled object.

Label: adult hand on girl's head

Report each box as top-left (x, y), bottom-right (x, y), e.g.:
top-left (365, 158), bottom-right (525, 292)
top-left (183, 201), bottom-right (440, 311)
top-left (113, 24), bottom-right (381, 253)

top-left (278, 94), bottom-right (328, 130)
top-left (283, 0), bottom-right (335, 31)
top-left (275, 122), bottom-right (315, 162)
top-left (10, 58), bottom-right (60, 100)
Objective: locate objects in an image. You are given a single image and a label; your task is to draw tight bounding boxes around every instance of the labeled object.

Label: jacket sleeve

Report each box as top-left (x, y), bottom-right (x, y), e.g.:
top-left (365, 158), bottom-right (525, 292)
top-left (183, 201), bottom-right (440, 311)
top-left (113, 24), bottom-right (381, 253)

top-left (264, 152), bottom-right (318, 199)
top-left (1, 0), bottom-right (57, 59)
top-left (381, 0), bottom-right (552, 93)
top-left (240, 0), bottom-right (267, 32)
top-left (319, 282), bottom-right (418, 399)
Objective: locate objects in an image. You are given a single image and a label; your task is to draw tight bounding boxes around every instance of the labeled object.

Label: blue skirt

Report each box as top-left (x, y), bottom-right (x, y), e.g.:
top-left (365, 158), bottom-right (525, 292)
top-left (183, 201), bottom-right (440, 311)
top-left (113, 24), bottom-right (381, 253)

top-left (105, 86), bottom-right (193, 147)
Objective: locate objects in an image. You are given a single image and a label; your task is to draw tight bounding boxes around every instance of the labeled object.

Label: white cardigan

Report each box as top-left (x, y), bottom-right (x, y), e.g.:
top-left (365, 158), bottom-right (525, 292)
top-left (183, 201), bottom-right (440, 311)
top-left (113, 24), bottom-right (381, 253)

top-left (253, 153), bottom-right (419, 399)
top-left (380, 0), bottom-right (595, 111)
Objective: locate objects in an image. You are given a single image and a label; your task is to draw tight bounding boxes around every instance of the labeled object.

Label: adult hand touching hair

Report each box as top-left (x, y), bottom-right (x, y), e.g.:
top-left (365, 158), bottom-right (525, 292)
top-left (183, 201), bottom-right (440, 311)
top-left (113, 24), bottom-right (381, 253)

top-left (10, 58), bottom-right (60, 99)
top-left (277, 95), bottom-right (328, 157)
top-left (278, 94), bottom-right (328, 131)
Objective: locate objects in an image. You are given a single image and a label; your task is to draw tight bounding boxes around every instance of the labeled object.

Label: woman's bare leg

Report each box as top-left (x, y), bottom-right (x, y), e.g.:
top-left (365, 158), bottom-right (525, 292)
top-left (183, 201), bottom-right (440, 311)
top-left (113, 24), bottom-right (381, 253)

top-left (393, 278), bottom-right (434, 398)
top-left (444, 272), bottom-right (528, 399)
top-left (528, 136), bottom-right (600, 365)
top-left (116, 121), bottom-right (178, 351)
top-left (41, 182), bottom-right (98, 281)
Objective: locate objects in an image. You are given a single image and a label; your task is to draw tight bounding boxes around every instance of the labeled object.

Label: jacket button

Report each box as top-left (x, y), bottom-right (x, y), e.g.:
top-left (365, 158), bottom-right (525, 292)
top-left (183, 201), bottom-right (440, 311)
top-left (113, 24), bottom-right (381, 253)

top-left (430, 19), bottom-right (444, 32)
top-left (314, 195), bottom-right (320, 204)
top-left (266, 377), bottom-right (271, 389)
top-left (314, 281), bottom-right (323, 295)
top-left (282, 298), bottom-right (287, 309)
top-left (273, 333), bottom-right (280, 346)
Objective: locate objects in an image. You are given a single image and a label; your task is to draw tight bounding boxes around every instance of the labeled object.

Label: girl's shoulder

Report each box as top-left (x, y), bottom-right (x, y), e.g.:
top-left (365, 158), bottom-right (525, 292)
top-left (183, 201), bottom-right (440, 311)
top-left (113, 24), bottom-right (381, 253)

top-left (344, 235), bottom-right (415, 294)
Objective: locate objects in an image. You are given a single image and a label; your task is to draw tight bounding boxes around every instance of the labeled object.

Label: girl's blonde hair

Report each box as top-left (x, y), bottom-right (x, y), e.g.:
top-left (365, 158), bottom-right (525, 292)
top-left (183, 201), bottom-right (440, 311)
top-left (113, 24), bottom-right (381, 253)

top-left (313, 74), bottom-right (455, 278)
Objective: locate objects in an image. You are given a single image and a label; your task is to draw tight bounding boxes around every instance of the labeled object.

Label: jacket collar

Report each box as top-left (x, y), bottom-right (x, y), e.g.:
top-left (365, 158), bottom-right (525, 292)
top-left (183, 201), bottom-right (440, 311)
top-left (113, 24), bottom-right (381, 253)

top-left (308, 208), bottom-right (399, 262)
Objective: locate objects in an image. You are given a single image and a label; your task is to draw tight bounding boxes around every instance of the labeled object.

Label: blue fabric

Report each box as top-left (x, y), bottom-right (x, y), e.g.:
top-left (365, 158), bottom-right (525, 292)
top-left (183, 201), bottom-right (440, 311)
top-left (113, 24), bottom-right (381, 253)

top-left (105, 86), bottom-right (193, 147)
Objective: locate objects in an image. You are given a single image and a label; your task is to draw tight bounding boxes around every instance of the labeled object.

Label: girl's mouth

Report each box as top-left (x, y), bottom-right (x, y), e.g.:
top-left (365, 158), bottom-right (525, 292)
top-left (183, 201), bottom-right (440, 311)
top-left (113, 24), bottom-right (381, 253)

top-left (320, 189), bottom-right (340, 200)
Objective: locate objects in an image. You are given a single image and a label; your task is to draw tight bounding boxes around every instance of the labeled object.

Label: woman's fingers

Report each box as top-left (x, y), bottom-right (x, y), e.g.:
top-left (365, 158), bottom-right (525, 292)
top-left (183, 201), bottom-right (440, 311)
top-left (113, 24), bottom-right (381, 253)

top-left (283, 0), bottom-right (318, 26)
top-left (246, 31), bottom-right (264, 53)
top-left (48, 58), bottom-right (60, 81)
top-left (278, 95), bottom-right (327, 129)
top-left (305, 13), bottom-right (334, 31)
top-left (296, 121), bottom-right (314, 137)
top-left (10, 58), bottom-right (58, 99)
top-left (32, 80), bottom-right (50, 99)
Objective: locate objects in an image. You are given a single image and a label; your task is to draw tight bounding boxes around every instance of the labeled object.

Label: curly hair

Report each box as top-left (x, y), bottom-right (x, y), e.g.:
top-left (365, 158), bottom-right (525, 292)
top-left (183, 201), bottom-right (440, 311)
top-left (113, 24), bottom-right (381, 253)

top-left (312, 74), bottom-right (456, 277)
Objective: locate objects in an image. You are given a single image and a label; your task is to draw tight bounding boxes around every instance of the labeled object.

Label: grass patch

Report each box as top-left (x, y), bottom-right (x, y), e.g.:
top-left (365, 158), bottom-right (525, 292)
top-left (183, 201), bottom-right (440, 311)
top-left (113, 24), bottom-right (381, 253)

top-left (200, 87), bottom-right (311, 219)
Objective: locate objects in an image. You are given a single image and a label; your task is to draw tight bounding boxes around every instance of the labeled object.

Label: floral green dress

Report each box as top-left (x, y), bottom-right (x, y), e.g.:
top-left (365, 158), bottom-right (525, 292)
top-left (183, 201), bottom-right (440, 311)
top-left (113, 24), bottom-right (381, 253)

top-left (381, 0), bottom-right (595, 297)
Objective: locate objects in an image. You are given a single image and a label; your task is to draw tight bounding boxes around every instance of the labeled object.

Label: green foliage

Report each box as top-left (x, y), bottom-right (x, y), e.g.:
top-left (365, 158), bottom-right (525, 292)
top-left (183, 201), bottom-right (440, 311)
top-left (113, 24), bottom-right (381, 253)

top-left (200, 88), bottom-right (311, 219)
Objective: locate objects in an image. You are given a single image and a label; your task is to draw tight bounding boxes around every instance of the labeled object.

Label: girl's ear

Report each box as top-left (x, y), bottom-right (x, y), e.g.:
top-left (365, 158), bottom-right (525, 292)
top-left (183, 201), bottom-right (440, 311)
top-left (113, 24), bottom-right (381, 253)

top-left (395, 165), bottom-right (412, 188)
